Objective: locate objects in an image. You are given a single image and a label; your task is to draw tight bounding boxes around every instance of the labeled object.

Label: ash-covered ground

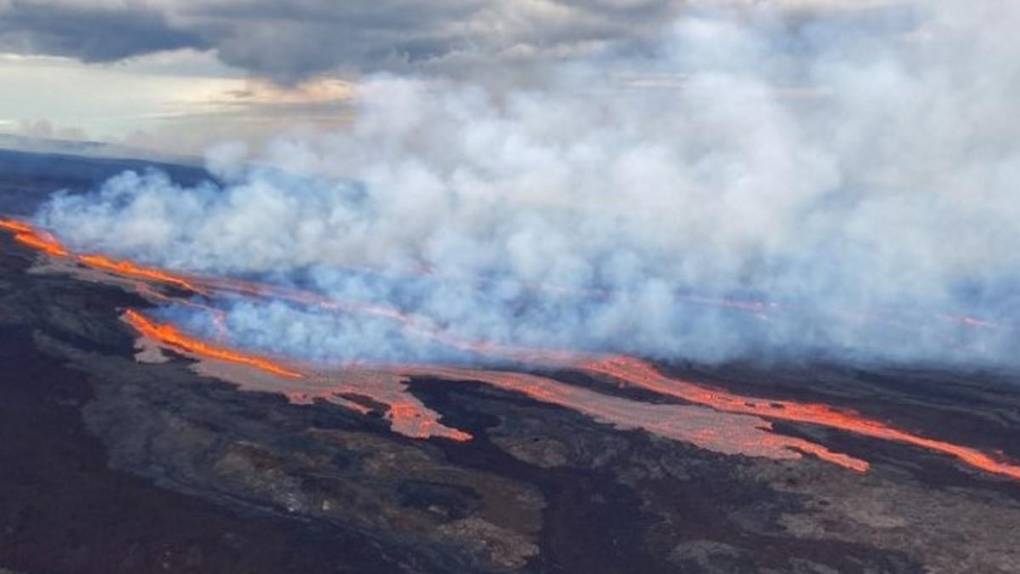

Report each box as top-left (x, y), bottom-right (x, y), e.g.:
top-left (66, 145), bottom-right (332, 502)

top-left (2, 150), bottom-right (1020, 574)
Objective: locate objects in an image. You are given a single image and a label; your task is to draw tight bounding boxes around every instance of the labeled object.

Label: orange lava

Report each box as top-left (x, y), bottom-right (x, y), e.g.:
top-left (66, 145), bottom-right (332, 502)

top-left (285, 368), bottom-right (475, 443)
top-left (12, 231), bottom-right (69, 257)
top-left (766, 435), bottom-right (869, 472)
top-left (387, 400), bottom-right (473, 442)
top-left (0, 219), bottom-right (33, 234)
top-left (0, 219), bottom-right (200, 291)
top-left (581, 356), bottom-right (1020, 480)
top-left (80, 254), bottom-right (201, 293)
top-left (123, 309), bottom-right (303, 379)
top-left (399, 365), bottom-right (868, 470)
top-left (0, 219), bottom-right (69, 257)
top-left (121, 308), bottom-right (854, 460)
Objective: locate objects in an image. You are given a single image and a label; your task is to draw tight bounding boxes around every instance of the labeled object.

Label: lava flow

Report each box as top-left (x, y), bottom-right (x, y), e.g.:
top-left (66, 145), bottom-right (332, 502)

top-left (79, 254), bottom-right (202, 293)
top-left (0, 218), bottom-right (68, 257)
top-left (122, 310), bottom-right (865, 468)
top-left (0, 219), bottom-right (573, 364)
top-left (0, 219), bottom-right (200, 292)
top-left (399, 365), bottom-right (869, 471)
top-left (4, 217), bottom-right (1020, 480)
top-left (123, 310), bottom-right (303, 379)
top-left (580, 356), bottom-right (1020, 481)
top-left (125, 309), bottom-right (474, 442)
top-left (121, 302), bottom-right (1018, 479)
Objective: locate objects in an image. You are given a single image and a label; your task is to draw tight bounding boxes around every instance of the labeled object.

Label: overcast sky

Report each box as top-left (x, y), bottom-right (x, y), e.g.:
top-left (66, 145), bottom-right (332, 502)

top-left (0, 0), bottom-right (902, 155)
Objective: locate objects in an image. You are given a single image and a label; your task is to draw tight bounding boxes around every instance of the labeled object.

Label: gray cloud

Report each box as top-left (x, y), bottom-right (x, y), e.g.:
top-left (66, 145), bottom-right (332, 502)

top-left (0, 0), bottom-right (208, 61)
top-left (0, 0), bottom-right (691, 81)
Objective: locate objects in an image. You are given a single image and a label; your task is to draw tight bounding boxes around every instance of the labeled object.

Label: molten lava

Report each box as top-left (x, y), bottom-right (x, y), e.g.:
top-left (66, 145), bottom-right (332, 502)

top-left (399, 365), bottom-right (869, 471)
top-left (580, 356), bottom-right (1020, 481)
top-left (123, 310), bottom-right (303, 379)
top-left (79, 255), bottom-right (201, 293)
top-left (0, 219), bottom-right (69, 257)
top-left (0, 220), bottom-right (199, 291)
top-left (0, 219), bottom-right (33, 234)
top-left (385, 400), bottom-right (474, 442)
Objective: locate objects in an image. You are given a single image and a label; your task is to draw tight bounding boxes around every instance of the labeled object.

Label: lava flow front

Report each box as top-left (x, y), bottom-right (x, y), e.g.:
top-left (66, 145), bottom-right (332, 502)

top-left (3, 217), bottom-right (1020, 481)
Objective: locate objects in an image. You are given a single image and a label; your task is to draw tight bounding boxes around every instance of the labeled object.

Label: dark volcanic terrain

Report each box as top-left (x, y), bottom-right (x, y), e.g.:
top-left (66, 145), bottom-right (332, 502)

top-left (1, 150), bottom-right (1020, 574)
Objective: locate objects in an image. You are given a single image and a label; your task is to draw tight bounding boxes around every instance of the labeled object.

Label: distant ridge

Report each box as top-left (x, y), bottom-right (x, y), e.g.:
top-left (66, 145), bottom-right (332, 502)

top-left (0, 133), bottom-right (202, 167)
top-left (0, 146), bottom-right (214, 216)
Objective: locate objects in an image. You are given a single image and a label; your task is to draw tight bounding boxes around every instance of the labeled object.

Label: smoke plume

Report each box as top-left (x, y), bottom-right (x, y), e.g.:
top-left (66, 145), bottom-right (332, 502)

top-left (35, 1), bottom-right (1020, 368)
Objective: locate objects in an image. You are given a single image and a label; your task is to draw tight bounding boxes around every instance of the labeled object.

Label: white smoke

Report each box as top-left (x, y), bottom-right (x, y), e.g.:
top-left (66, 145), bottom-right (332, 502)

top-left (37, 1), bottom-right (1020, 367)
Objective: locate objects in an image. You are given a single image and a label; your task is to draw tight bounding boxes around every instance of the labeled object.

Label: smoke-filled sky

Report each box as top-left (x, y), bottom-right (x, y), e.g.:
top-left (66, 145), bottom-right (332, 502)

top-left (2, 0), bottom-right (903, 153)
top-left (23, 0), bottom-right (1020, 370)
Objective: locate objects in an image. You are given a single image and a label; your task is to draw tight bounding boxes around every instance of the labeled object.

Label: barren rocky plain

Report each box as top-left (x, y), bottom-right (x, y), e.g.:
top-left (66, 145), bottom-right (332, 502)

top-left (1, 149), bottom-right (1019, 574)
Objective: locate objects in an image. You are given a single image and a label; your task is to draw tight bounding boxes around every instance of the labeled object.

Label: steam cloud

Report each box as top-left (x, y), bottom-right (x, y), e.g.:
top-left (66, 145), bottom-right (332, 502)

top-left (36, 1), bottom-right (1020, 368)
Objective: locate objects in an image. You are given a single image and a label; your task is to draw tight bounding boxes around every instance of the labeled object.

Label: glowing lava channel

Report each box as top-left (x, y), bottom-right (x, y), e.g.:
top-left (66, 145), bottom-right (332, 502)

top-left (123, 310), bottom-right (303, 379)
top-left (79, 254), bottom-right (202, 293)
top-left (1, 219), bottom-right (68, 257)
top-left (1, 219), bottom-right (201, 292)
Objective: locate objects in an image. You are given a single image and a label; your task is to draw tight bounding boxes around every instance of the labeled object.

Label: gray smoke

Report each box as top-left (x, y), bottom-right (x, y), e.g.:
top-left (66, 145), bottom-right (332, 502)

top-left (36, 1), bottom-right (1020, 368)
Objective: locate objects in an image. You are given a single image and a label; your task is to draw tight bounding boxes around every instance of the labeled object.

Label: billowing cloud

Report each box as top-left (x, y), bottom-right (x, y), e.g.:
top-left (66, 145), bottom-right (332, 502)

top-left (0, 0), bottom-right (208, 61)
top-left (0, 0), bottom-right (902, 82)
top-left (0, 0), bottom-right (686, 80)
top-left (36, 1), bottom-right (1020, 369)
